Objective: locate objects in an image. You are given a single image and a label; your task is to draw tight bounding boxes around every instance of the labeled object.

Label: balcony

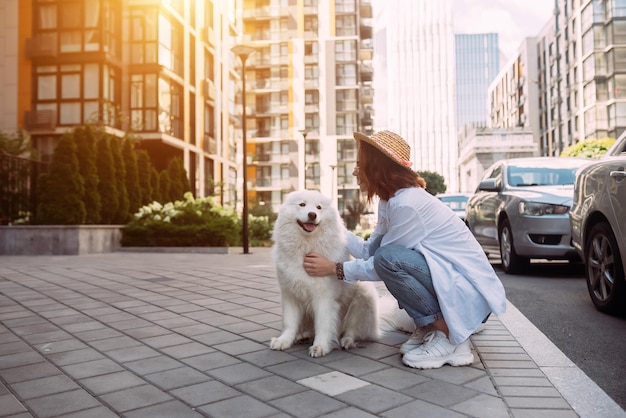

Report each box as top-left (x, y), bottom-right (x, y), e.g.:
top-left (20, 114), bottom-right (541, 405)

top-left (26, 36), bottom-right (57, 58)
top-left (24, 110), bottom-right (57, 130)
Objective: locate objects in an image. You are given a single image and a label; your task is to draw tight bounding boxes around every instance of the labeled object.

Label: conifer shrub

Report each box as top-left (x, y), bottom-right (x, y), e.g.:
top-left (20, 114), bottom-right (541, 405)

top-left (35, 133), bottom-right (86, 225)
top-left (96, 135), bottom-right (118, 224)
top-left (110, 137), bottom-right (129, 223)
top-left (123, 137), bottom-right (141, 216)
top-left (136, 150), bottom-right (153, 205)
top-left (74, 125), bottom-right (101, 224)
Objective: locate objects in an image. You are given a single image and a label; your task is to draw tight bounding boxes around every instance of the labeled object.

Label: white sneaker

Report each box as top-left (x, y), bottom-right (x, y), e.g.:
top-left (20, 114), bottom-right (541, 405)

top-left (402, 330), bottom-right (474, 369)
top-left (399, 325), bottom-right (436, 355)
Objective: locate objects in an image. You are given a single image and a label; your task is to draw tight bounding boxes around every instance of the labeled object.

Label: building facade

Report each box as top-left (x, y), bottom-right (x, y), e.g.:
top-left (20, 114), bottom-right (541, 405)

top-left (455, 33), bottom-right (501, 131)
top-left (237, 0), bottom-right (374, 214)
top-left (373, 0), bottom-right (459, 192)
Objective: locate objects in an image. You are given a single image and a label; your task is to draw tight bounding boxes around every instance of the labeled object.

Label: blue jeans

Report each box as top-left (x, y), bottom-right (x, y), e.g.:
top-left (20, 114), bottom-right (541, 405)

top-left (371, 241), bottom-right (444, 328)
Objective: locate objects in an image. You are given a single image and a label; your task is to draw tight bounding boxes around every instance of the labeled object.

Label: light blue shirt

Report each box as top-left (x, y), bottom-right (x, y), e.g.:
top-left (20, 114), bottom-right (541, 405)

top-left (343, 187), bottom-right (507, 344)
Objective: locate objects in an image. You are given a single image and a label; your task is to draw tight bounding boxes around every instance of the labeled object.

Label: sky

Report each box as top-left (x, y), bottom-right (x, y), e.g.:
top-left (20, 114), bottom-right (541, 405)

top-left (452, 0), bottom-right (555, 62)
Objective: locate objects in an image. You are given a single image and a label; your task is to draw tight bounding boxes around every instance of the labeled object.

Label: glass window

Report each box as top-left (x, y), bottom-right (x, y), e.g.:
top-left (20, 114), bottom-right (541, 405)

top-left (84, 64), bottom-right (99, 99)
top-left (336, 64), bottom-right (357, 86)
top-left (38, 74), bottom-right (57, 100)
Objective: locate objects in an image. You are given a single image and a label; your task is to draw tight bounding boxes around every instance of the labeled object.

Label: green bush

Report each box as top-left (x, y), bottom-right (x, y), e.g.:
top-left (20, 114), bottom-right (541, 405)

top-left (121, 192), bottom-right (242, 247)
top-left (561, 138), bottom-right (616, 159)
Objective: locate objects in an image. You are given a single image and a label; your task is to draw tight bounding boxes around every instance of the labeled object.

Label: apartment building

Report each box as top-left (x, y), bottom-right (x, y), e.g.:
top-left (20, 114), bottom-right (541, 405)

top-left (3, 0), bottom-right (246, 209)
top-left (237, 0), bottom-right (374, 213)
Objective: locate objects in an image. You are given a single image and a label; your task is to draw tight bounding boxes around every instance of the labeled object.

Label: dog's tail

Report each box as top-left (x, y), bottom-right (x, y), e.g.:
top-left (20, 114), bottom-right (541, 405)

top-left (378, 294), bottom-right (416, 333)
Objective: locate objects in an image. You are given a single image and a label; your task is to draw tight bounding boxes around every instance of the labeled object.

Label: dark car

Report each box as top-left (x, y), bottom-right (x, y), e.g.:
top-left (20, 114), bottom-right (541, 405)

top-left (570, 133), bottom-right (626, 314)
top-left (465, 157), bottom-right (590, 274)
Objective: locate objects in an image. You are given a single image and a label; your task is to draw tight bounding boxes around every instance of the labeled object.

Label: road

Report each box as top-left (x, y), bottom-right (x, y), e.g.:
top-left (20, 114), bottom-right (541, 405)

top-left (492, 260), bottom-right (626, 411)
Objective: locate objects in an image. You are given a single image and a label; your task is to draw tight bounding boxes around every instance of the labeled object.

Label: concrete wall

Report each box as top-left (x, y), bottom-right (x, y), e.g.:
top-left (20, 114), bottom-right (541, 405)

top-left (0, 226), bottom-right (122, 255)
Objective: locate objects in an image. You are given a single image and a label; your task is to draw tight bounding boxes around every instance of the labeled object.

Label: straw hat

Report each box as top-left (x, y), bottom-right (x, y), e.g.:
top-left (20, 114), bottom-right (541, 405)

top-left (353, 130), bottom-right (413, 169)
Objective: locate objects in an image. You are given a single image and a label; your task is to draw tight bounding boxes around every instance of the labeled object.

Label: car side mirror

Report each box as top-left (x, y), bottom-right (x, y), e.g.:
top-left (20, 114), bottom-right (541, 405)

top-left (478, 178), bottom-right (499, 192)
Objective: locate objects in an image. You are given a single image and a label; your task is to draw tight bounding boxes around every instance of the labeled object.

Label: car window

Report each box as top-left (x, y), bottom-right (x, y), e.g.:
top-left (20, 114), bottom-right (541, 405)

top-left (439, 196), bottom-right (468, 210)
top-left (507, 166), bottom-right (577, 186)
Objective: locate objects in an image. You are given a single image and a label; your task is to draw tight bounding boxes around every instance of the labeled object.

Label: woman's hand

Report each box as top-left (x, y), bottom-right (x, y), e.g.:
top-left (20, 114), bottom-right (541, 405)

top-left (304, 253), bottom-right (337, 277)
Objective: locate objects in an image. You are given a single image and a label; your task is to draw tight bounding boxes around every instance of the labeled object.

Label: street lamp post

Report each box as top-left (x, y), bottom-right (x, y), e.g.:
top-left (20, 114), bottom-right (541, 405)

top-left (232, 44), bottom-right (258, 254)
top-left (299, 130), bottom-right (308, 189)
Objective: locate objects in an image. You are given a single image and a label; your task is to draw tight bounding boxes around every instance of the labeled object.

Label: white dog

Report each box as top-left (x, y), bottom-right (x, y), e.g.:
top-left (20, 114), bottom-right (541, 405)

top-left (269, 190), bottom-right (381, 357)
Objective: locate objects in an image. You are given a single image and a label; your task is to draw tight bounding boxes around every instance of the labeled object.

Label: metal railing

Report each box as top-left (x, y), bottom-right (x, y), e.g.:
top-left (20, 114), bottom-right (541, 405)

top-left (0, 153), bottom-right (48, 225)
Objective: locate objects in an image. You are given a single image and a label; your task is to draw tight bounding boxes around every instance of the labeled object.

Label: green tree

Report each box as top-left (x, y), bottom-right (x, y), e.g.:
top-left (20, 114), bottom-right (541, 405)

top-left (110, 137), bottom-right (129, 223)
top-left (561, 138), bottom-right (616, 159)
top-left (159, 169), bottom-right (172, 202)
top-left (74, 125), bottom-right (101, 224)
top-left (96, 136), bottom-right (118, 224)
top-left (35, 134), bottom-right (86, 224)
top-left (150, 167), bottom-right (161, 203)
top-left (136, 150), bottom-right (153, 205)
top-left (417, 170), bottom-right (447, 196)
top-left (0, 129), bottom-right (33, 156)
top-left (1, 130), bottom-right (35, 224)
top-left (123, 137), bottom-right (141, 216)
top-left (167, 157), bottom-right (189, 201)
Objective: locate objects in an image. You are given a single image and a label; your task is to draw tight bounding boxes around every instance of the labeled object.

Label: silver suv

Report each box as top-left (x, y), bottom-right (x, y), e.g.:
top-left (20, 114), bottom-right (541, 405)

top-left (570, 133), bottom-right (626, 315)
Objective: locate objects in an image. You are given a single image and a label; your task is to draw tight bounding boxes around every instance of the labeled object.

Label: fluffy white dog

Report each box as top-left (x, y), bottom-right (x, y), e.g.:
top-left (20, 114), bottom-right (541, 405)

top-left (270, 190), bottom-right (381, 357)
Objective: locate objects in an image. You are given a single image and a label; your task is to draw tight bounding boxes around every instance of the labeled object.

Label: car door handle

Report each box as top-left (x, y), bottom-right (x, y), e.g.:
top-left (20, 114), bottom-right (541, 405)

top-left (609, 170), bottom-right (626, 179)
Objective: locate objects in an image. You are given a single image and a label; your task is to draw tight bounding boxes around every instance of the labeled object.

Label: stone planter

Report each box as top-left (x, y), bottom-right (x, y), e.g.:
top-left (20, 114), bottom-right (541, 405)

top-left (0, 225), bottom-right (122, 255)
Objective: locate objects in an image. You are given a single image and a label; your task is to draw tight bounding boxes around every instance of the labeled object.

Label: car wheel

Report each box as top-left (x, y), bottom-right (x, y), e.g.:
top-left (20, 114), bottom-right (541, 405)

top-left (499, 218), bottom-right (529, 274)
top-left (584, 222), bottom-right (626, 315)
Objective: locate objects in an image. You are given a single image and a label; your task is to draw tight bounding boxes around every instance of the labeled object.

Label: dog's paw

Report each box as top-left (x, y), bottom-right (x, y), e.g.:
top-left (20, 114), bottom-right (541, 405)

top-left (270, 337), bottom-right (293, 351)
top-left (308, 344), bottom-right (330, 357)
top-left (340, 336), bottom-right (358, 350)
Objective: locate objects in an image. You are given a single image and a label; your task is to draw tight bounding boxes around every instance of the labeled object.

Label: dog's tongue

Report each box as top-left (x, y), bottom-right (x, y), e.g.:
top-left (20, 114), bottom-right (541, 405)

top-left (302, 222), bottom-right (317, 232)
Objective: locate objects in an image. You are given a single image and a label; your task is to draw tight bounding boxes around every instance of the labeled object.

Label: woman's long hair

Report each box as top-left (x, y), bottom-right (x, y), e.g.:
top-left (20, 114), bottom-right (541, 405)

top-left (358, 141), bottom-right (426, 202)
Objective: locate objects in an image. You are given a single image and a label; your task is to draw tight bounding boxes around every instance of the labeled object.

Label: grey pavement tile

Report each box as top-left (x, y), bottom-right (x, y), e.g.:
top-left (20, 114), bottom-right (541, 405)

top-left (324, 354), bottom-right (390, 377)
top-left (87, 335), bottom-right (143, 351)
top-left (45, 347), bottom-right (105, 366)
top-left (349, 341), bottom-right (400, 360)
top-left (81, 307), bottom-right (124, 317)
top-left (108, 318), bottom-right (154, 331)
top-left (419, 364), bottom-right (487, 385)
top-left (206, 362), bottom-right (272, 385)
top-left (59, 321), bottom-right (108, 333)
top-left (124, 399), bottom-right (205, 418)
top-left (11, 374), bottom-right (80, 400)
top-left (2, 315), bottom-right (48, 327)
top-left (235, 375), bottom-right (307, 401)
top-left (169, 380), bottom-right (241, 407)
top-left (463, 375), bottom-right (500, 396)
top-left (39, 308), bottom-right (81, 319)
top-left (144, 366), bottom-right (211, 390)
top-left (239, 347), bottom-right (298, 367)
top-left (319, 407), bottom-right (379, 417)
top-left (139, 311), bottom-right (180, 321)
top-left (35, 338), bottom-right (88, 354)
top-left (79, 371), bottom-right (146, 395)
top-left (488, 368), bottom-right (545, 377)
top-left (174, 323), bottom-right (219, 337)
top-left (336, 384), bottom-right (414, 415)
top-left (492, 376), bottom-right (554, 387)
top-left (166, 304), bottom-right (206, 314)
top-left (96, 312), bottom-right (140, 323)
top-left (498, 385), bottom-right (562, 397)
top-left (111, 300), bottom-right (148, 309)
top-left (241, 328), bottom-right (279, 344)
top-left (99, 384), bottom-right (173, 413)
top-left (218, 320), bottom-right (266, 334)
top-left (212, 339), bottom-right (268, 356)
top-left (61, 358), bottom-right (125, 379)
top-left (20, 329), bottom-right (71, 344)
top-left (123, 355), bottom-right (184, 375)
top-left (121, 305), bottom-right (163, 315)
top-left (0, 351), bottom-right (45, 370)
top-left (141, 333), bottom-right (194, 349)
top-left (506, 396), bottom-right (574, 409)
top-left (53, 406), bottom-right (119, 418)
top-left (25, 389), bottom-right (102, 418)
top-left (0, 393), bottom-right (28, 416)
top-left (268, 390), bottom-right (346, 418)
top-left (381, 398), bottom-right (468, 418)
top-left (192, 329), bottom-right (243, 345)
top-left (12, 323), bottom-right (62, 337)
top-left (402, 380), bottom-right (481, 408)
top-left (510, 409), bottom-right (579, 418)
top-left (198, 394), bottom-right (281, 418)
top-left (49, 314), bottom-right (97, 326)
top-left (483, 359), bottom-right (538, 368)
top-left (123, 325), bottom-right (171, 339)
top-left (0, 341), bottom-right (30, 355)
top-left (106, 345), bottom-right (161, 363)
top-left (265, 359), bottom-right (334, 381)
top-left (361, 367), bottom-right (431, 391)
top-left (160, 341), bottom-right (215, 359)
top-left (0, 361), bottom-right (61, 384)
top-left (451, 393), bottom-right (509, 418)
top-left (180, 351), bottom-right (241, 371)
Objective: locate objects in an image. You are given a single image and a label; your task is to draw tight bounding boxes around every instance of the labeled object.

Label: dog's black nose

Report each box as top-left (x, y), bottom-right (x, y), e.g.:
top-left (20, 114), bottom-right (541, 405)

top-left (308, 212), bottom-right (317, 221)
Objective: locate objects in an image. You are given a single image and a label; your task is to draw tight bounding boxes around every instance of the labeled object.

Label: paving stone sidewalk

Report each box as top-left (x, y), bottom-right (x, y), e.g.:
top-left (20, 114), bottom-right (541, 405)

top-left (0, 251), bottom-right (623, 418)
